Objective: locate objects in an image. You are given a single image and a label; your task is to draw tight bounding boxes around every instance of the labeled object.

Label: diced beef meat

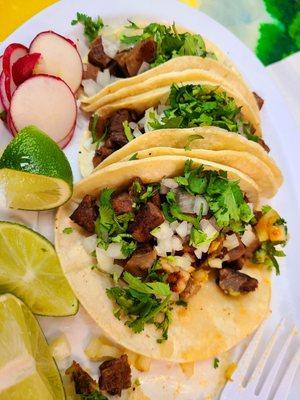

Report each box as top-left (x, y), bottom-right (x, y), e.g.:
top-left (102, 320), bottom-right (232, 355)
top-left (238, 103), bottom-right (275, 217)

top-left (222, 259), bottom-right (243, 270)
top-left (70, 195), bottom-right (98, 233)
top-left (167, 270), bottom-right (190, 294)
top-left (129, 177), bottom-right (145, 198)
top-left (259, 138), bottom-right (270, 153)
top-left (109, 109), bottom-right (133, 148)
top-left (253, 92), bottom-right (264, 110)
top-left (93, 144), bottom-right (114, 167)
top-left (130, 201), bottom-right (164, 242)
top-left (180, 276), bottom-right (201, 300)
top-left (99, 354), bottom-right (131, 396)
top-left (150, 191), bottom-right (161, 208)
top-left (125, 244), bottom-right (157, 276)
top-left (217, 268), bottom-right (258, 295)
top-left (66, 361), bottom-right (98, 395)
top-left (225, 236), bottom-right (246, 262)
top-left (83, 63), bottom-right (99, 81)
top-left (112, 191), bottom-right (133, 214)
top-left (114, 38), bottom-right (157, 77)
top-left (89, 114), bottom-right (107, 141)
top-left (88, 37), bottom-right (112, 69)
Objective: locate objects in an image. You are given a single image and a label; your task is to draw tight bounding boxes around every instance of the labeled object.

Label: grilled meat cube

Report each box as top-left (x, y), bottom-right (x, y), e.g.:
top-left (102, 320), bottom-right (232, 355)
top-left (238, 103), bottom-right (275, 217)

top-left (88, 37), bottom-right (112, 69)
top-left (130, 201), bottom-right (164, 242)
top-left (217, 268), bottom-right (258, 295)
top-left (99, 354), bottom-right (131, 396)
top-left (70, 195), bottom-right (98, 233)
top-left (66, 361), bottom-right (98, 395)
top-left (124, 244), bottom-right (157, 276)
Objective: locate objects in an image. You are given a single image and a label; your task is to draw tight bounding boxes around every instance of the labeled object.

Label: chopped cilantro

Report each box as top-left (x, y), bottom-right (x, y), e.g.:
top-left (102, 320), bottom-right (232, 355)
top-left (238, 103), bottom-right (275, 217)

top-left (184, 134), bottom-right (203, 151)
top-left (149, 84), bottom-right (258, 141)
top-left (133, 378), bottom-right (141, 386)
top-left (91, 264), bottom-right (98, 270)
top-left (176, 299), bottom-right (187, 307)
top-left (123, 120), bottom-right (134, 142)
top-left (213, 357), bottom-right (220, 369)
top-left (81, 392), bottom-right (108, 400)
top-left (71, 13), bottom-right (104, 43)
top-left (190, 227), bottom-right (208, 246)
top-left (261, 204), bottom-right (272, 214)
top-left (253, 241), bottom-right (286, 275)
top-left (129, 152), bottom-right (138, 160)
top-left (63, 227), bottom-right (73, 234)
top-left (120, 22), bottom-right (215, 67)
top-left (124, 20), bottom-right (140, 30)
top-left (123, 272), bottom-right (171, 296)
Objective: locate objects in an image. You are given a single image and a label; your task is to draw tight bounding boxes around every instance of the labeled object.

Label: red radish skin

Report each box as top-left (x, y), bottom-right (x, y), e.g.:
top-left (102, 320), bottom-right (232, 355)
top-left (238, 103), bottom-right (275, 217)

top-left (10, 74), bottom-right (77, 143)
top-left (6, 111), bottom-right (17, 135)
top-left (30, 31), bottom-right (83, 93)
top-left (3, 43), bottom-right (28, 100)
top-left (12, 53), bottom-right (41, 86)
top-left (0, 72), bottom-right (10, 111)
top-left (0, 56), bottom-right (4, 113)
top-left (58, 124), bottom-right (75, 149)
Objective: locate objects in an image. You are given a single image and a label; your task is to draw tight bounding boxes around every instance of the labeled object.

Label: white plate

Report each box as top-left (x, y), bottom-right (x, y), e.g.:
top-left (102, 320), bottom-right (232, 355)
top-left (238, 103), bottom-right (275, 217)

top-left (0, 0), bottom-right (299, 398)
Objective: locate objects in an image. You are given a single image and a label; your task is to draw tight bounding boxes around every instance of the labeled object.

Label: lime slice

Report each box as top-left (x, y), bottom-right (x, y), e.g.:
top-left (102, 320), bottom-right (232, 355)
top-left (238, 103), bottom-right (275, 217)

top-left (0, 125), bottom-right (73, 210)
top-left (0, 222), bottom-right (78, 316)
top-left (0, 294), bottom-right (65, 400)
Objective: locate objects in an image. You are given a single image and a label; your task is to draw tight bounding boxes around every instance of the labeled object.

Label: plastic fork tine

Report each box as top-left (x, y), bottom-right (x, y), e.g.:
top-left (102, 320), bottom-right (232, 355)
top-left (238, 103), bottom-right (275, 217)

top-left (272, 347), bottom-right (300, 400)
top-left (246, 320), bottom-right (284, 392)
top-left (259, 328), bottom-right (295, 399)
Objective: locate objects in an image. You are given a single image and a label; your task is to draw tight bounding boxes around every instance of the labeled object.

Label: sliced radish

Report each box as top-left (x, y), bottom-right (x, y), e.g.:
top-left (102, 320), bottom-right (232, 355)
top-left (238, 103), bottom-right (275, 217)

top-left (10, 74), bottom-right (77, 143)
top-left (3, 43), bottom-right (28, 100)
top-left (12, 53), bottom-right (41, 86)
top-left (0, 56), bottom-right (4, 113)
top-left (6, 111), bottom-right (17, 135)
top-left (0, 72), bottom-right (10, 111)
top-left (30, 31), bottom-right (83, 93)
top-left (58, 125), bottom-right (75, 149)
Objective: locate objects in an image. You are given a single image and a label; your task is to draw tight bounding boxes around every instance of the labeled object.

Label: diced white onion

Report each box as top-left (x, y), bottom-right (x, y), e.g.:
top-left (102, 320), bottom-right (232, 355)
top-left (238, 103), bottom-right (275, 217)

top-left (208, 258), bottom-right (223, 269)
top-left (241, 225), bottom-right (257, 246)
top-left (157, 104), bottom-right (168, 115)
top-left (137, 61), bottom-right (150, 75)
top-left (223, 234), bottom-right (240, 250)
top-left (177, 191), bottom-right (195, 213)
top-left (129, 122), bottom-right (138, 130)
top-left (137, 116), bottom-right (146, 128)
top-left (194, 240), bottom-right (211, 259)
top-left (101, 36), bottom-right (120, 58)
top-left (208, 216), bottom-right (220, 231)
top-left (193, 196), bottom-right (208, 216)
top-left (194, 248), bottom-right (203, 259)
top-left (82, 79), bottom-right (100, 96)
top-left (106, 243), bottom-right (127, 259)
top-left (170, 221), bottom-right (180, 231)
top-left (132, 128), bottom-right (142, 138)
top-left (161, 178), bottom-right (179, 190)
top-left (96, 248), bottom-right (114, 272)
top-left (200, 219), bottom-right (218, 238)
top-left (172, 255), bottom-right (193, 272)
top-left (175, 221), bottom-right (189, 239)
top-left (155, 239), bottom-right (172, 256)
top-left (151, 222), bottom-right (173, 240)
top-left (171, 236), bottom-right (183, 251)
top-left (82, 234), bottom-right (97, 254)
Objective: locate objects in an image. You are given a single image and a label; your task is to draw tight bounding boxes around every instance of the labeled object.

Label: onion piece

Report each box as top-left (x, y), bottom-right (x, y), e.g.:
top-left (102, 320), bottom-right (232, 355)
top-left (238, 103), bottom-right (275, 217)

top-left (241, 225), bottom-right (257, 246)
top-left (101, 36), bottom-right (120, 58)
top-left (175, 221), bottom-right (192, 239)
top-left (82, 79), bottom-right (100, 96)
top-left (137, 61), bottom-right (150, 75)
top-left (172, 255), bottom-right (194, 272)
top-left (200, 219), bottom-right (218, 238)
top-left (171, 236), bottom-right (183, 251)
top-left (82, 234), bottom-right (97, 254)
top-left (161, 178), bottom-right (178, 190)
top-left (106, 243), bottom-right (127, 259)
top-left (151, 221), bottom-right (173, 240)
top-left (177, 191), bottom-right (195, 213)
top-left (96, 248), bottom-right (114, 272)
top-left (223, 234), bottom-right (240, 250)
top-left (208, 258), bottom-right (223, 269)
top-left (193, 196), bottom-right (208, 216)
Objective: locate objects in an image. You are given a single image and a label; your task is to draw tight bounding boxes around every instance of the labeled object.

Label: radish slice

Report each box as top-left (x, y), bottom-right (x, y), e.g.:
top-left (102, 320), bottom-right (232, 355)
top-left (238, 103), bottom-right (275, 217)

top-left (6, 111), bottom-right (17, 135)
top-left (10, 74), bottom-right (77, 143)
top-left (12, 53), bottom-right (41, 86)
top-left (0, 72), bottom-right (10, 111)
top-left (0, 56), bottom-right (4, 113)
top-left (3, 43), bottom-right (28, 100)
top-left (30, 31), bottom-right (83, 93)
top-left (58, 125), bottom-right (75, 149)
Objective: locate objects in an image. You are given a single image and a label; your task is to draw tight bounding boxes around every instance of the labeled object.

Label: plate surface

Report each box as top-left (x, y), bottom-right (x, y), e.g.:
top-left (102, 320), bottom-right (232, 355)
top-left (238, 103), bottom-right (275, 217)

top-left (0, 0), bottom-right (299, 398)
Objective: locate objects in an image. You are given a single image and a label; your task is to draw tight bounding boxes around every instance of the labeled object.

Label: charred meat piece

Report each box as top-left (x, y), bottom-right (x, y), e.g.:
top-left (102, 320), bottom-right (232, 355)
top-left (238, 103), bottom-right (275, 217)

top-left (180, 276), bottom-right (201, 300)
top-left (89, 114), bottom-right (107, 141)
top-left (225, 235), bottom-right (246, 262)
top-left (99, 354), bottom-right (131, 396)
top-left (130, 201), bottom-right (164, 242)
top-left (88, 37), bottom-right (112, 69)
top-left (244, 237), bottom-right (260, 258)
top-left (167, 270), bottom-right (190, 294)
top-left (83, 63), bottom-right (99, 81)
top-left (112, 191), bottom-right (134, 214)
top-left (66, 361), bottom-right (98, 395)
top-left (222, 259), bottom-right (243, 270)
top-left (217, 268), bottom-right (258, 295)
top-left (125, 244), bottom-right (157, 276)
top-left (70, 195), bottom-right (98, 233)
top-left (93, 144), bottom-right (114, 167)
top-left (114, 38), bottom-right (157, 77)
top-left (109, 109), bottom-right (133, 148)
top-left (150, 191), bottom-right (161, 208)
top-left (253, 92), bottom-right (264, 110)
top-left (258, 138), bottom-right (270, 153)
top-left (129, 177), bottom-right (145, 198)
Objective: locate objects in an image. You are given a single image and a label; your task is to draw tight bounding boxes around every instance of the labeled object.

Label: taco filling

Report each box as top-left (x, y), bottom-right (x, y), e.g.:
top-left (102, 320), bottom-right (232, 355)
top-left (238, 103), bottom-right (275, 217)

top-left (69, 161), bottom-right (287, 342)
top-left (72, 15), bottom-right (216, 83)
top-left (88, 84), bottom-right (267, 168)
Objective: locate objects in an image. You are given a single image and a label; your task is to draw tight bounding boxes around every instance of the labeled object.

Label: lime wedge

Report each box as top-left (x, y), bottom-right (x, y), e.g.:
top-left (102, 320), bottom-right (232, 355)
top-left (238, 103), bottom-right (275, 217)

top-left (0, 222), bottom-right (78, 316)
top-left (0, 294), bottom-right (65, 400)
top-left (0, 125), bottom-right (73, 210)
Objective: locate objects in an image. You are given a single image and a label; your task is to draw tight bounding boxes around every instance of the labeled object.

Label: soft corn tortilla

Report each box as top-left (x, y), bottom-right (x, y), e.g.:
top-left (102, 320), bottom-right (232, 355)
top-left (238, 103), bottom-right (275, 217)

top-left (81, 56), bottom-right (259, 117)
top-left (121, 147), bottom-right (278, 198)
top-left (56, 156), bottom-right (270, 363)
top-left (82, 79), bottom-right (261, 137)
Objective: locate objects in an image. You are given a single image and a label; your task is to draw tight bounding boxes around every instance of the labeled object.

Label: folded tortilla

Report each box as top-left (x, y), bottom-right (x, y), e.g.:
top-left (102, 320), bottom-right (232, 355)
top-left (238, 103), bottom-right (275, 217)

top-left (56, 156), bottom-right (270, 363)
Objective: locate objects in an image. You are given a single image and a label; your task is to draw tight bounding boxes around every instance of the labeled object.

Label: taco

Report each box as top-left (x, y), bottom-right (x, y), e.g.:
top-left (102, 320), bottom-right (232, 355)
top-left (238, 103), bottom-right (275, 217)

top-left (55, 156), bottom-right (288, 362)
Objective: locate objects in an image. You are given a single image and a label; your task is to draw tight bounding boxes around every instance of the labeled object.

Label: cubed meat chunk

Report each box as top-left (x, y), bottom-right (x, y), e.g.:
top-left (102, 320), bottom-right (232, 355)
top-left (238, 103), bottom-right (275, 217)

top-left (130, 201), bottom-right (164, 242)
top-left (88, 37), bottom-right (112, 69)
top-left (150, 191), bottom-right (161, 208)
top-left (114, 38), bottom-right (156, 77)
top-left (70, 195), bottom-right (98, 233)
top-left (217, 268), bottom-right (258, 295)
top-left (225, 235), bottom-right (246, 262)
top-left (180, 276), bottom-right (201, 300)
top-left (99, 354), bottom-right (131, 396)
top-left (109, 109), bottom-right (135, 148)
top-left (125, 244), bottom-right (157, 276)
top-left (112, 191), bottom-right (133, 214)
top-left (93, 144), bottom-right (114, 167)
top-left (167, 270), bottom-right (190, 294)
top-left (253, 91), bottom-right (264, 110)
top-left (66, 361), bottom-right (98, 395)
top-left (83, 63), bottom-right (99, 81)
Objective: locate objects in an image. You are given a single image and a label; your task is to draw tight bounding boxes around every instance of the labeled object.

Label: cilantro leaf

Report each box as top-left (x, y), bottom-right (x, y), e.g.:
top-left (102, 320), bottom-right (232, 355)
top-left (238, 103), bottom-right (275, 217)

top-left (253, 241), bottom-right (286, 275)
top-left (123, 272), bottom-right (170, 296)
top-left (81, 392), bottom-right (108, 400)
top-left (213, 358), bottom-right (220, 369)
top-left (63, 227), bottom-right (73, 234)
top-left (71, 13), bottom-right (104, 43)
top-left (184, 134), bottom-right (204, 151)
top-left (125, 20), bottom-right (140, 29)
top-left (123, 120), bottom-right (134, 141)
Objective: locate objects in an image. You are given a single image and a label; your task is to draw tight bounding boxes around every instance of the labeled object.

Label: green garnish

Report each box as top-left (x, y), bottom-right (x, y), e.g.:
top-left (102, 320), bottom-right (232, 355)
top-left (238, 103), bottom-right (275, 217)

top-left (129, 152), bottom-right (138, 160)
top-left (125, 20), bottom-right (141, 30)
top-left (123, 121), bottom-right (134, 142)
top-left (63, 227), bottom-right (73, 234)
top-left (107, 272), bottom-right (172, 341)
top-left (261, 204), bottom-right (272, 214)
top-left (184, 134), bottom-right (204, 151)
top-left (71, 13), bottom-right (104, 43)
top-left (149, 84), bottom-right (258, 142)
top-left (81, 392), bottom-right (108, 400)
top-left (176, 299), bottom-right (188, 307)
top-left (120, 22), bottom-right (215, 67)
top-left (253, 241), bottom-right (286, 275)
top-left (213, 357), bottom-right (220, 369)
